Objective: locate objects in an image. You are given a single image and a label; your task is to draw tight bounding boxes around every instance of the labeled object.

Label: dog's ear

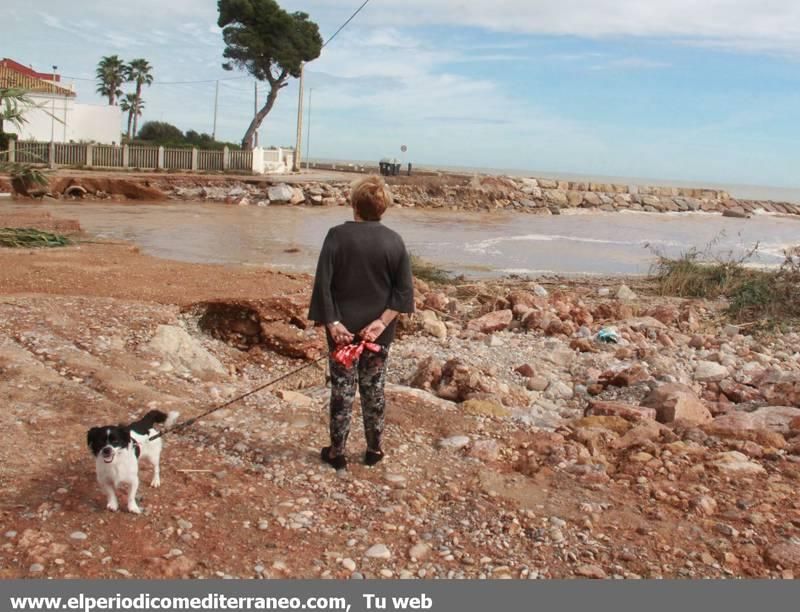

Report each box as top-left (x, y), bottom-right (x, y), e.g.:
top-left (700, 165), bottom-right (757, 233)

top-left (87, 427), bottom-right (101, 448)
top-left (118, 426), bottom-right (132, 446)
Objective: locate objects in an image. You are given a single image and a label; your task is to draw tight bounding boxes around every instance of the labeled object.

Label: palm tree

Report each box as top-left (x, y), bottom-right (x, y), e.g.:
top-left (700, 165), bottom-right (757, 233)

top-left (120, 93), bottom-right (145, 140)
top-left (119, 93), bottom-right (135, 140)
top-left (0, 87), bottom-right (33, 135)
top-left (0, 88), bottom-right (51, 193)
top-left (95, 55), bottom-right (126, 106)
top-left (124, 59), bottom-right (153, 138)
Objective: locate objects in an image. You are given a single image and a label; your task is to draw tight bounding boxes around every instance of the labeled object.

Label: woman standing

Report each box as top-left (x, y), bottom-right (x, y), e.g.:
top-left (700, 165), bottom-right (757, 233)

top-left (309, 175), bottom-right (415, 470)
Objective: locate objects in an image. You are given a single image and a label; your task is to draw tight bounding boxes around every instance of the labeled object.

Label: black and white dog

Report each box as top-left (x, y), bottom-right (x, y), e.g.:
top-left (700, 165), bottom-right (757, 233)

top-left (87, 410), bottom-right (179, 514)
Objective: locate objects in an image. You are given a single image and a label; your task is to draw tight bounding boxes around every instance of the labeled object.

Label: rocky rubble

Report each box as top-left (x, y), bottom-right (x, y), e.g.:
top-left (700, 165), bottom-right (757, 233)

top-left (22, 173), bottom-right (800, 218)
top-left (169, 177), bottom-right (800, 218)
top-left (3, 245), bottom-right (800, 579)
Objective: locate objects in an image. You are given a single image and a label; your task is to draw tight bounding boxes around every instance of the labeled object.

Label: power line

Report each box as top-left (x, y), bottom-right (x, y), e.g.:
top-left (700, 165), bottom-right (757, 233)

top-left (322, 0), bottom-right (372, 49)
top-left (61, 74), bottom-right (248, 86)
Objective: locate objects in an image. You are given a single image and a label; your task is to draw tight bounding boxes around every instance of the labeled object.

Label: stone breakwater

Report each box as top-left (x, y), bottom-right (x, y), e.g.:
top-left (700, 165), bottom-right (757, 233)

top-left (6, 173), bottom-right (799, 217)
top-left (170, 176), bottom-right (800, 217)
top-left (169, 177), bottom-right (800, 218)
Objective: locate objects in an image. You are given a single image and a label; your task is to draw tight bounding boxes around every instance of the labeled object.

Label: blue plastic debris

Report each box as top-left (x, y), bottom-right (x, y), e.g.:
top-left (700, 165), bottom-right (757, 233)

top-left (596, 328), bottom-right (620, 344)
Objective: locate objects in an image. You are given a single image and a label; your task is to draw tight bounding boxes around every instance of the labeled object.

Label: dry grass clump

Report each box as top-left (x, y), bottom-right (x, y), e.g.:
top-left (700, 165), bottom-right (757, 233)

top-left (650, 241), bottom-right (800, 325)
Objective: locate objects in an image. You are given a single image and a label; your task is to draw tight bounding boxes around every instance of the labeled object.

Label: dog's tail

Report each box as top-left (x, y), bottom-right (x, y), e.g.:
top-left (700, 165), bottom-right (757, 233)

top-left (130, 409), bottom-right (178, 434)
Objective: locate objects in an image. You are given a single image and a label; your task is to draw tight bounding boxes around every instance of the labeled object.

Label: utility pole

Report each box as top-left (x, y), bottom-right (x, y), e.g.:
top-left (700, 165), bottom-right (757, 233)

top-left (50, 65), bottom-right (57, 144)
top-left (293, 64), bottom-right (304, 172)
top-left (212, 80), bottom-right (219, 140)
top-left (305, 88), bottom-right (312, 169)
top-left (253, 80), bottom-right (259, 148)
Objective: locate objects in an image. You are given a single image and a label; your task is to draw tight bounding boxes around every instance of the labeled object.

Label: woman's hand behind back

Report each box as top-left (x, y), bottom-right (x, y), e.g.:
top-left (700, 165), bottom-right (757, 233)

top-left (328, 322), bottom-right (354, 346)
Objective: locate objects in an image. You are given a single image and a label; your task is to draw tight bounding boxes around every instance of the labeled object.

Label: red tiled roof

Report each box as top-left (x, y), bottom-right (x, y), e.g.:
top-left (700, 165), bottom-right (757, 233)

top-left (1, 58), bottom-right (62, 82)
top-left (0, 58), bottom-right (75, 97)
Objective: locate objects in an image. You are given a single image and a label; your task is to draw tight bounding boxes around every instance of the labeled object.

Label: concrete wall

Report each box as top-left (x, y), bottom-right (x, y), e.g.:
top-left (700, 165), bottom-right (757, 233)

top-left (7, 94), bottom-right (122, 144)
top-left (253, 147), bottom-right (293, 174)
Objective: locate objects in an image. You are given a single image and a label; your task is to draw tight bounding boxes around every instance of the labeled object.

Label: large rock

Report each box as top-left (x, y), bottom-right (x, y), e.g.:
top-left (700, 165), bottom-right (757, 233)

top-left (468, 439), bottom-right (501, 461)
top-left (409, 356), bottom-right (443, 392)
top-left (706, 406), bottom-right (800, 436)
top-left (423, 318), bottom-right (448, 340)
top-left (505, 291), bottom-right (539, 309)
top-left (423, 292), bottom-right (449, 311)
top-left (585, 401), bottom-right (656, 422)
top-left (601, 364), bottom-right (649, 388)
top-left (612, 419), bottom-right (667, 450)
top-left (467, 310), bottom-right (513, 334)
top-left (521, 309), bottom-right (547, 331)
top-left (267, 184), bottom-right (295, 203)
top-left (641, 383), bottom-right (712, 425)
top-left (436, 359), bottom-right (490, 402)
top-left (461, 398), bottom-right (510, 418)
top-left (571, 415), bottom-right (632, 435)
top-left (622, 317), bottom-right (667, 334)
top-left (616, 285), bottom-right (638, 301)
top-left (583, 192), bottom-right (603, 207)
top-left (147, 325), bottom-right (226, 376)
top-left (364, 544), bottom-right (391, 560)
top-left (259, 321), bottom-right (323, 360)
top-left (765, 543), bottom-right (800, 569)
top-left (275, 389), bottom-right (313, 408)
top-left (708, 451), bottom-right (765, 475)
top-left (384, 384), bottom-right (458, 413)
top-left (544, 190), bottom-right (568, 206)
top-left (438, 435), bottom-right (471, 450)
top-left (755, 369), bottom-right (800, 407)
top-left (718, 379), bottom-right (763, 404)
top-left (695, 361), bottom-right (729, 383)
top-left (722, 207), bottom-right (750, 219)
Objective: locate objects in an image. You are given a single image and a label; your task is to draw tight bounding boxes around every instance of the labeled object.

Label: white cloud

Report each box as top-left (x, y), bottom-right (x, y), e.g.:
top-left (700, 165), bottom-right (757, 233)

top-left (296, 27), bottom-right (604, 167)
top-left (294, 0), bottom-right (800, 55)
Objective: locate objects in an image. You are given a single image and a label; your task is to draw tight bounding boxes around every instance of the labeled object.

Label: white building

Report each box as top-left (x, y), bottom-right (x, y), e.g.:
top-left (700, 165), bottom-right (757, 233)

top-left (1, 58), bottom-right (122, 144)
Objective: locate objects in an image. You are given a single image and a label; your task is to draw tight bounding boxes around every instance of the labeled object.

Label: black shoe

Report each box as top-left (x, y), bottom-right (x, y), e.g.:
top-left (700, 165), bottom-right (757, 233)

top-left (320, 446), bottom-right (347, 470)
top-left (364, 449), bottom-right (384, 466)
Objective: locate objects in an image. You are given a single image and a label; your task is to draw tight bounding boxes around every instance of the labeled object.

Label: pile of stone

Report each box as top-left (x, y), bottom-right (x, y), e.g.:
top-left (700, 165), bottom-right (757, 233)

top-left (197, 176), bottom-right (800, 217)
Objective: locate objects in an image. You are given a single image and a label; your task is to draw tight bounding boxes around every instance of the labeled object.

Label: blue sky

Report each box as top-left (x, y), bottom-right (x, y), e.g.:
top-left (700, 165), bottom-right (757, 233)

top-left (5, 0), bottom-right (800, 187)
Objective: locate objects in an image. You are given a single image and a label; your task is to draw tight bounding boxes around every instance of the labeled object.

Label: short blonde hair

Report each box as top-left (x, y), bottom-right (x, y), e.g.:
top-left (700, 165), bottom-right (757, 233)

top-left (350, 175), bottom-right (392, 221)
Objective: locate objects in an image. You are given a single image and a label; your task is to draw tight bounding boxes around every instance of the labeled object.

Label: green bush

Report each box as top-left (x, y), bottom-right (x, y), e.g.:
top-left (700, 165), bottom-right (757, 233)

top-left (134, 122), bottom-right (241, 150)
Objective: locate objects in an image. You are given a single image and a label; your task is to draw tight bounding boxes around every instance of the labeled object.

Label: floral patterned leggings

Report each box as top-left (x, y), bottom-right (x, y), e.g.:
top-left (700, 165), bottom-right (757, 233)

top-left (328, 345), bottom-right (389, 455)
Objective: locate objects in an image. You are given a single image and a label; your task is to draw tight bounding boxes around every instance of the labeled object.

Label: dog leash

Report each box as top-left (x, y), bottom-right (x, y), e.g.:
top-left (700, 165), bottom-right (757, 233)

top-left (149, 355), bottom-right (327, 441)
top-left (149, 340), bottom-right (379, 441)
